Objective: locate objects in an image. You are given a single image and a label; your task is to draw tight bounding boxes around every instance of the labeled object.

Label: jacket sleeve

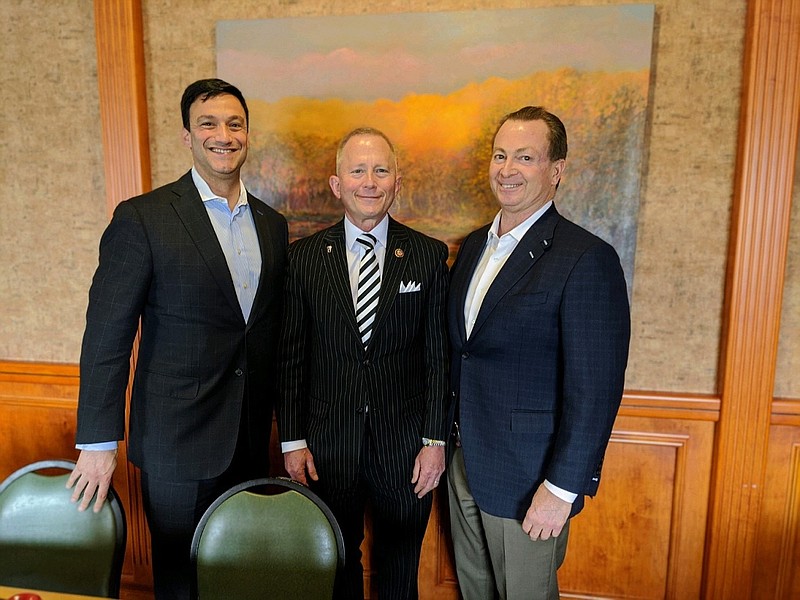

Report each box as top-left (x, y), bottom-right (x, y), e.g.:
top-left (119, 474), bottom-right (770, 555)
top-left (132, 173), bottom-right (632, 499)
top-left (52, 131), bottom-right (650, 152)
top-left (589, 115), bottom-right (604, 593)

top-left (76, 201), bottom-right (152, 444)
top-left (545, 240), bottom-right (631, 495)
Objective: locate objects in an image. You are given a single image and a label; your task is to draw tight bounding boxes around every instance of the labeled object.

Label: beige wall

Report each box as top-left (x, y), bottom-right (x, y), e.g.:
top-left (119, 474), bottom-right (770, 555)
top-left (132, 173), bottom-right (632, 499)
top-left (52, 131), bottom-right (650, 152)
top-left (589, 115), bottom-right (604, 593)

top-left (1, 1), bottom-right (107, 362)
top-left (6, 0), bottom-right (791, 398)
top-left (775, 141), bottom-right (800, 398)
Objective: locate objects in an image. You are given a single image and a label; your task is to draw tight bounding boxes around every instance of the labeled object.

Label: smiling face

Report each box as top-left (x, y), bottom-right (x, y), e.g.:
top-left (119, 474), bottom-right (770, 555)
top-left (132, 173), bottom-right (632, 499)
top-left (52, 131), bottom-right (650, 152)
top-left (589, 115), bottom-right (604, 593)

top-left (329, 133), bottom-right (401, 232)
top-left (489, 118), bottom-right (565, 222)
top-left (182, 93), bottom-right (248, 190)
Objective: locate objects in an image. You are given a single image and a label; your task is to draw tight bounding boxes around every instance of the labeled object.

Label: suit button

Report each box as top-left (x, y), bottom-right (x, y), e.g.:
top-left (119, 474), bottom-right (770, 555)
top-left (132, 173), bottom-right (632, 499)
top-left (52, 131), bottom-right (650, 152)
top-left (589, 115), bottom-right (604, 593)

top-left (363, 359), bottom-right (371, 367)
top-left (235, 368), bottom-right (243, 377)
top-left (461, 352), bottom-right (469, 359)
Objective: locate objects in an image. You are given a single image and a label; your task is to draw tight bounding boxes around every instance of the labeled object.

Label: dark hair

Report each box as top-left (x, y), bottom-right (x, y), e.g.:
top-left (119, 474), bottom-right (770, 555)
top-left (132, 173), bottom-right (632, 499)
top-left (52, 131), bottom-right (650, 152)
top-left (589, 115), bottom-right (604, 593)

top-left (180, 78), bottom-right (249, 130)
top-left (335, 127), bottom-right (398, 173)
top-left (494, 106), bottom-right (568, 162)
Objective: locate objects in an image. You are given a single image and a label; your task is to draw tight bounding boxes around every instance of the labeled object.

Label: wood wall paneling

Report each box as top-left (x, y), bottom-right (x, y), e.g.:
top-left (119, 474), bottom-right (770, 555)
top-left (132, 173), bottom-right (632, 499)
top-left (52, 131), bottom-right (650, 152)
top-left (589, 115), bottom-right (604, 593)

top-left (559, 416), bottom-right (714, 599)
top-left (705, 0), bottom-right (800, 597)
top-left (0, 361), bottom-right (151, 598)
top-left (752, 423), bottom-right (800, 599)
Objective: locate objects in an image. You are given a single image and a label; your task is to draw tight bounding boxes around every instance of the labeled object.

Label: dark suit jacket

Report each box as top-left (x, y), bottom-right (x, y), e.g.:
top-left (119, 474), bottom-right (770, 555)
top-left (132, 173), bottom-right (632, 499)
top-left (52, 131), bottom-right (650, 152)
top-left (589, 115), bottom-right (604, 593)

top-left (448, 204), bottom-right (630, 520)
top-left (278, 217), bottom-right (449, 489)
top-left (76, 171), bottom-right (288, 481)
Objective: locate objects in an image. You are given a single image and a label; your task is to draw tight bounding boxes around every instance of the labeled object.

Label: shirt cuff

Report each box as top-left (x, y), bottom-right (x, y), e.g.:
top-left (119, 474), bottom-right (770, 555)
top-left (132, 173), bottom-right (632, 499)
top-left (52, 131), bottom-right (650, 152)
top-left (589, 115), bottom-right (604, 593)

top-left (76, 441), bottom-right (118, 451)
top-left (543, 479), bottom-right (578, 503)
top-left (281, 439), bottom-right (308, 453)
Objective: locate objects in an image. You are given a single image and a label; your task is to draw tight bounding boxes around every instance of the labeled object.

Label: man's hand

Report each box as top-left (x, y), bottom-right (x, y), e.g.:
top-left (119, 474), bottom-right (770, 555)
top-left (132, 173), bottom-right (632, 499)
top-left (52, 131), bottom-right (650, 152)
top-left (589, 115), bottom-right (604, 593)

top-left (521, 483), bottom-right (571, 541)
top-left (411, 445), bottom-right (445, 498)
top-left (66, 449), bottom-right (117, 513)
top-left (284, 448), bottom-right (318, 486)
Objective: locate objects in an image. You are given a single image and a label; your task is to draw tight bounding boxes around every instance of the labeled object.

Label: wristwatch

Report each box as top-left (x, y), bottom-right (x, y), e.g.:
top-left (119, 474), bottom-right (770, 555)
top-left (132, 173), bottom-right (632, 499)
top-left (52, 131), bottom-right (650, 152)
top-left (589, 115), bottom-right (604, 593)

top-left (422, 437), bottom-right (447, 447)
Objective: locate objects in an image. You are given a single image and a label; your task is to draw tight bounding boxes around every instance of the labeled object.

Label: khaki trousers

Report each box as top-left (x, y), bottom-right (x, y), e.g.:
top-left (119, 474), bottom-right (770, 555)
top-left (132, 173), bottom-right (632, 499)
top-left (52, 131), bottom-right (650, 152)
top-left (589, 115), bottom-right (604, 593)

top-left (447, 447), bottom-right (570, 600)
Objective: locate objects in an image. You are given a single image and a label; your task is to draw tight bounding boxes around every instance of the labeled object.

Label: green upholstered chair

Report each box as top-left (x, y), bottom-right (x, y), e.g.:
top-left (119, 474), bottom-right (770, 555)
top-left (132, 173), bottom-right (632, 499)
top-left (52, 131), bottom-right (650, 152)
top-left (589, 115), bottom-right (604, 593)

top-left (191, 477), bottom-right (345, 599)
top-left (0, 459), bottom-right (126, 598)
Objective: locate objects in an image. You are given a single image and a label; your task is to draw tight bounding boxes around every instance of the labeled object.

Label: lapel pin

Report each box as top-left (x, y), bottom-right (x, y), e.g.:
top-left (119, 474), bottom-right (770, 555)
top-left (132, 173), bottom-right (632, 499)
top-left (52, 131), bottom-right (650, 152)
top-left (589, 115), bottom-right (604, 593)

top-left (326, 245), bottom-right (332, 253)
top-left (395, 248), bottom-right (404, 258)
top-left (529, 251), bottom-right (535, 259)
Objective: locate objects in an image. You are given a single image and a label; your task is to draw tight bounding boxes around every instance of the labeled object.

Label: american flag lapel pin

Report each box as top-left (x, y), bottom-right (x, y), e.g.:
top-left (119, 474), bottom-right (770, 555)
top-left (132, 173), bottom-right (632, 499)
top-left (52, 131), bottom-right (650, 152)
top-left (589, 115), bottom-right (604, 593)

top-left (395, 248), bottom-right (404, 258)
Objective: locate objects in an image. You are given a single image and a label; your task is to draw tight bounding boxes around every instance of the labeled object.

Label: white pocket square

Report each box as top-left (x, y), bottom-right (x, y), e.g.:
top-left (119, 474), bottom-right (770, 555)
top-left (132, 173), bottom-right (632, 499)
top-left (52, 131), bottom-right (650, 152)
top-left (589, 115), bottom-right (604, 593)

top-left (399, 281), bottom-right (421, 293)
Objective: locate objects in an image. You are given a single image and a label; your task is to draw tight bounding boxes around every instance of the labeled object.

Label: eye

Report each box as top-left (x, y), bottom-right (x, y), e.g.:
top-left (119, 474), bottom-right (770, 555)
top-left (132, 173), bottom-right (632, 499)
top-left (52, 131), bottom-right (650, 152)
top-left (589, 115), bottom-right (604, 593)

top-left (519, 155), bottom-right (532, 162)
top-left (492, 152), bottom-right (506, 162)
top-left (375, 167), bottom-right (390, 175)
top-left (229, 122), bottom-right (243, 131)
top-left (199, 121), bottom-right (215, 128)
top-left (351, 168), bottom-right (365, 175)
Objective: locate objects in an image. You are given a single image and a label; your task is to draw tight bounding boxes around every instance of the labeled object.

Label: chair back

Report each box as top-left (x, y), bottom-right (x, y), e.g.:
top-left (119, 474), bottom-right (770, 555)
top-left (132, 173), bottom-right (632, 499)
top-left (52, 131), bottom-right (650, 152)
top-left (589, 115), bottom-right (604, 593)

top-left (191, 477), bottom-right (345, 599)
top-left (0, 459), bottom-right (126, 598)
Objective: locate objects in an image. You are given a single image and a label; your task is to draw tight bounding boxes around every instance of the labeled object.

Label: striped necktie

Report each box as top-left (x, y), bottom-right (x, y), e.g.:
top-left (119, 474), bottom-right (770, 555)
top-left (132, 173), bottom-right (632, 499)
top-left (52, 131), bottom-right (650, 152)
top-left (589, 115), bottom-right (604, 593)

top-left (356, 233), bottom-right (380, 347)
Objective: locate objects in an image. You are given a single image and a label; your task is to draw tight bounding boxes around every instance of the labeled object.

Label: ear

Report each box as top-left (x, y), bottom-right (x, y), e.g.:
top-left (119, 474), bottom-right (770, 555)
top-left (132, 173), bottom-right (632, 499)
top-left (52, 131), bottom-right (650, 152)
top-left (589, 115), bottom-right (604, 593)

top-left (329, 175), bottom-right (341, 198)
top-left (394, 175), bottom-right (402, 196)
top-left (551, 159), bottom-right (566, 186)
top-left (182, 128), bottom-right (191, 149)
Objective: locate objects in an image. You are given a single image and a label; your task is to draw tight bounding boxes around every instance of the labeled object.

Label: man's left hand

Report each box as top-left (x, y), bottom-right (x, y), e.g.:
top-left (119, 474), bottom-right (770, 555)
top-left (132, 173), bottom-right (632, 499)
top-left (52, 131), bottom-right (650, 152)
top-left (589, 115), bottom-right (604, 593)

top-left (522, 483), bottom-right (571, 540)
top-left (411, 445), bottom-right (445, 498)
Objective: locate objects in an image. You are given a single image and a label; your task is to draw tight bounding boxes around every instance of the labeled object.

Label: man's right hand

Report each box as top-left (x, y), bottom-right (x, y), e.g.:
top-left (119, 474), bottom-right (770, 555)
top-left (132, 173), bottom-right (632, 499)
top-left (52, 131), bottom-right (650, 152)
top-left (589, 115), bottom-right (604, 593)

top-left (66, 449), bottom-right (117, 513)
top-left (283, 448), bottom-right (318, 486)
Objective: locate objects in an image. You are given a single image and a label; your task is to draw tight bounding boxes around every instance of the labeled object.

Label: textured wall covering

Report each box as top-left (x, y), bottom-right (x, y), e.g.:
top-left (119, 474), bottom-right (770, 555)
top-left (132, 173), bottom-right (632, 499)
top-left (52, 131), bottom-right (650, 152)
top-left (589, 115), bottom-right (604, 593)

top-left (1, 0), bottom-right (758, 397)
top-left (775, 143), bottom-right (800, 399)
top-left (0, 0), bottom-right (107, 362)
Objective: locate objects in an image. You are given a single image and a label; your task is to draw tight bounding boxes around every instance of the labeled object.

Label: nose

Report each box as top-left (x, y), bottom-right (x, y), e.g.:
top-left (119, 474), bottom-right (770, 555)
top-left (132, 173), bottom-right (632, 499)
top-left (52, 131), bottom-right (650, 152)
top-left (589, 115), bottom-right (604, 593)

top-left (499, 158), bottom-right (516, 177)
top-left (216, 124), bottom-right (234, 143)
top-left (363, 172), bottom-right (377, 187)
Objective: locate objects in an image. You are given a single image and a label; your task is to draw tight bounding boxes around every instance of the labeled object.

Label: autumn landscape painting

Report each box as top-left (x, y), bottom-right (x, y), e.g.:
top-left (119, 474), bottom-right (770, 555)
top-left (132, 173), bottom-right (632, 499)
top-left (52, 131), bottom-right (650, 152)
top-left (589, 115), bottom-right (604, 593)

top-left (217, 5), bottom-right (655, 291)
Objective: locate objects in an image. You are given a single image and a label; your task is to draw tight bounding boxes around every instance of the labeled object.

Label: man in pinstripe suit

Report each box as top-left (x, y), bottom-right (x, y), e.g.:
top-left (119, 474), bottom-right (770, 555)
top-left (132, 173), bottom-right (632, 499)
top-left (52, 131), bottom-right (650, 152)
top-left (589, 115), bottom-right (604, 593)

top-left (278, 128), bottom-right (449, 600)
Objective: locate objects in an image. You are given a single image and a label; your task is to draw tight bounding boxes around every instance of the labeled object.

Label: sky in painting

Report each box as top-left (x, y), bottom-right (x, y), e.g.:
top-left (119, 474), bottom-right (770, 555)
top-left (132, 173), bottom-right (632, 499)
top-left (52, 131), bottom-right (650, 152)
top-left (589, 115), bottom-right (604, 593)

top-left (217, 5), bottom-right (654, 103)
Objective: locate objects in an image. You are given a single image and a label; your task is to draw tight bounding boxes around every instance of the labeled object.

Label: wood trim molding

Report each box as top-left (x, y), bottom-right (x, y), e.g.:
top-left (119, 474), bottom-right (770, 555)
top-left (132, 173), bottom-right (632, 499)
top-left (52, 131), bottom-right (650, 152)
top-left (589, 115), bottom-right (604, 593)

top-left (94, 0), bottom-right (151, 214)
top-left (93, 0), bottom-right (153, 589)
top-left (704, 0), bottom-right (800, 597)
top-left (621, 390), bottom-right (721, 421)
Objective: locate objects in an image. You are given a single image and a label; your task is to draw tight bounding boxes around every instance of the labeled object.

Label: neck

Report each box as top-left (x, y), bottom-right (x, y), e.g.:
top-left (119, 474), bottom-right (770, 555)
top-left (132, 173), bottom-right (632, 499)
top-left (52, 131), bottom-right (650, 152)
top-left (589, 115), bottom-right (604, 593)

top-left (208, 177), bottom-right (241, 211)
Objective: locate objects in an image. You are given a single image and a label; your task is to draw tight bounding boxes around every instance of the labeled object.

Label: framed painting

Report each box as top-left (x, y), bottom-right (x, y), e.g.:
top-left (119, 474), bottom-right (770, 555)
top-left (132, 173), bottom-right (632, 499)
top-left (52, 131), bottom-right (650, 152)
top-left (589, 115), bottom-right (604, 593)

top-left (217, 5), bottom-right (655, 293)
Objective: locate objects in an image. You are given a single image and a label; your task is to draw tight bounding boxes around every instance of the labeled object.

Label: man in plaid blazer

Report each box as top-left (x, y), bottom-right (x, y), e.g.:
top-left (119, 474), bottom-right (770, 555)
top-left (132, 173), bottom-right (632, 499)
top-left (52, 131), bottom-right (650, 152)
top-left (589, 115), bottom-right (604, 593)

top-left (68, 79), bottom-right (288, 599)
top-left (447, 106), bottom-right (631, 599)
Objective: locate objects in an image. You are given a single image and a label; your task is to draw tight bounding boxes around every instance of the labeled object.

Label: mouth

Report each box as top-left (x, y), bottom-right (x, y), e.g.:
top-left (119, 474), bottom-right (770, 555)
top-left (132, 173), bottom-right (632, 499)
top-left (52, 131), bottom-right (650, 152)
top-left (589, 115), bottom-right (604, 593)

top-left (499, 183), bottom-right (522, 190)
top-left (209, 147), bottom-right (237, 155)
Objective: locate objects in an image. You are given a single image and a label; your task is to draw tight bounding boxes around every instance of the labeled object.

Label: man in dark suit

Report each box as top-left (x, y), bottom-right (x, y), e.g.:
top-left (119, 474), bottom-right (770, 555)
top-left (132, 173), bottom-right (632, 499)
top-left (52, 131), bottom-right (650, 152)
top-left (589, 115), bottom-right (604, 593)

top-left (278, 128), bottom-right (449, 600)
top-left (447, 106), bottom-right (631, 599)
top-left (67, 78), bottom-right (288, 599)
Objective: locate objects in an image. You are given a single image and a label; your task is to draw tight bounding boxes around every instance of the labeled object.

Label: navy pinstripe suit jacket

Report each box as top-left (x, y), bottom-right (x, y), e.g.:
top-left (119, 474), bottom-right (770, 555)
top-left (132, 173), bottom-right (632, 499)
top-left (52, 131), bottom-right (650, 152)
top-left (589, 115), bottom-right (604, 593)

top-left (277, 217), bottom-right (450, 489)
top-left (448, 204), bottom-right (630, 520)
top-left (76, 171), bottom-right (288, 481)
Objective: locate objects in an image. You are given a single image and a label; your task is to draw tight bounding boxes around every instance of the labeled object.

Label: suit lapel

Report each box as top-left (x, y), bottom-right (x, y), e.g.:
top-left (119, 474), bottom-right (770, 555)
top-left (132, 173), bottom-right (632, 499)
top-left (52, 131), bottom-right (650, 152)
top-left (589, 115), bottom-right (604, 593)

top-left (451, 224), bottom-right (491, 345)
top-left (370, 218), bottom-right (409, 347)
top-left (248, 195), bottom-right (274, 327)
top-left (170, 171), bottom-right (243, 322)
top-left (322, 222), bottom-right (362, 342)
top-left (470, 205), bottom-right (559, 340)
